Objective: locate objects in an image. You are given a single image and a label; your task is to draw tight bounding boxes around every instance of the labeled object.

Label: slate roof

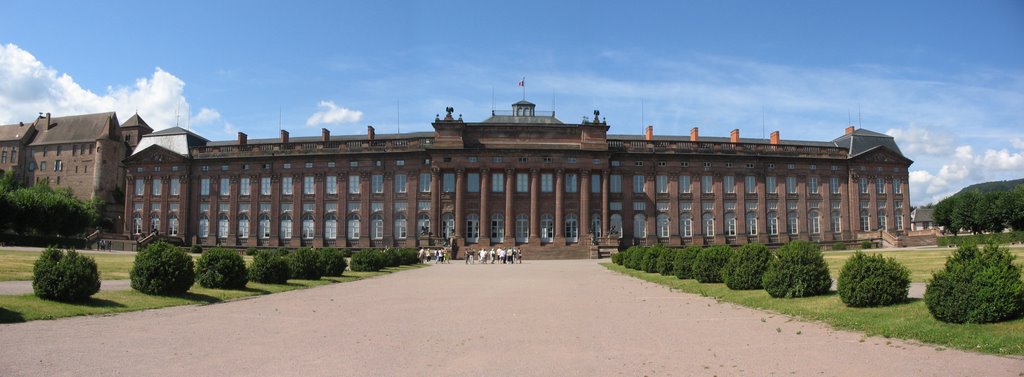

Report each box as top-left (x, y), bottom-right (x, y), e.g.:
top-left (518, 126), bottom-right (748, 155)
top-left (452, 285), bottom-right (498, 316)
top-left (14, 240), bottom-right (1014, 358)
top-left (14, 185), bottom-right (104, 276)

top-left (912, 208), bottom-right (934, 223)
top-left (120, 113), bottom-right (153, 131)
top-left (0, 122), bottom-right (35, 142)
top-left (607, 134), bottom-right (837, 147)
top-left (479, 115), bottom-right (565, 125)
top-left (832, 128), bottom-right (904, 158)
top-left (29, 112), bottom-right (119, 146)
top-left (133, 127), bottom-right (209, 156)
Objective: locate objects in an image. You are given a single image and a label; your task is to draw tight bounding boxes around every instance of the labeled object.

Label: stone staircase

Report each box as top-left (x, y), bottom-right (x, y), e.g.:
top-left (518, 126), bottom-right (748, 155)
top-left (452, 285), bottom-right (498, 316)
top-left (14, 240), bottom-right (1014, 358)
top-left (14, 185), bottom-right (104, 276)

top-left (900, 233), bottom-right (938, 247)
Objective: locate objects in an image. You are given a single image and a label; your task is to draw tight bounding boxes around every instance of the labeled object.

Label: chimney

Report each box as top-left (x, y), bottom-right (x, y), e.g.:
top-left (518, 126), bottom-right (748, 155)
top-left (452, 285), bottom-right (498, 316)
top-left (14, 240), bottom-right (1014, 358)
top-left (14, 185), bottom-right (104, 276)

top-left (845, 125), bottom-right (855, 135)
top-left (237, 132), bottom-right (247, 145)
top-left (770, 131), bottom-right (780, 145)
top-left (46, 112), bottom-right (52, 130)
top-left (321, 128), bottom-right (330, 142)
top-left (367, 125), bottom-right (375, 140)
top-left (690, 127), bottom-right (699, 141)
top-left (280, 129), bottom-right (289, 143)
top-left (645, 125), bottom-right (653, 141)
top-left (730, 129), bottom-right (739, 143)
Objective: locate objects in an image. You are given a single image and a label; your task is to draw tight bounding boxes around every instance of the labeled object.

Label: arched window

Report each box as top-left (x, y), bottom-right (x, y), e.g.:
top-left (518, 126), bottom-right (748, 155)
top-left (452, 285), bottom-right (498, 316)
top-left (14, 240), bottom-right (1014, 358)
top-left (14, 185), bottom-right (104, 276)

top-left (703, 213), bottom-right (715, 237)
top-left (218, 214), bottom-right (230, 239)
top-left (746, 212), bottom-right (758, 236)
top-left (347, 215), bottom-right (360, 240)
top-left (809, 210), bottom-right (821, 234)
top-left (258, 214), bottom-right (270, 239)
top-left (302, 213), bottom-right (315, 240)
top-left (371, 213), bottom-right (384, 240)
top-left (590, 214), bottom-right (602, 238)
top-left (280, 214), bottom-right (292, 240)
top-left (490, 213), bottom-right (504, 243)
top-left (465, 214), bottom-right (480, 242)
top-left (515, 214), bottom-right (529, 243)
top-left (150, 213), bottom-right (160, 234)
top-left (656, 214), bottom-right (669, 238)
top-left (725, 213), bottom-right (736, 236)
top-left (133, 213), bottom-right (143, 235)
top-left (610, 214), bottom-right (623, 239)
top-left (325, 214), bottom-right (338, 240)
top-left (787, 211), bottom-right (798, 235)
top-left (238, 214), bottom-right (250, 239)
top-left (540, 214), bottom-right (554, 242)
top-left (633, 214), bottom-right (646, 239)
top-left (860, 210), bottom-right (870, 231)
top-left (198, 215), bottom-right (209, 238)
top-left (767, 211), bottom-right (778, 235)
top-left (394, 213), bottom-right (408, 240)
top-left (877, 210), bottom-right (887, 231)
top-left (565, 214), bottom-right (579, 242)
top-left (416, 214), bottom-right (430, 237)
top-left (679, 214), bottom-right (692, 238)
top-left (831, 210), bottom-right (841, 233)
top-left (168, 215), bottom-right (179, 236)
top-left (441, 213), bottom-right (454, 239)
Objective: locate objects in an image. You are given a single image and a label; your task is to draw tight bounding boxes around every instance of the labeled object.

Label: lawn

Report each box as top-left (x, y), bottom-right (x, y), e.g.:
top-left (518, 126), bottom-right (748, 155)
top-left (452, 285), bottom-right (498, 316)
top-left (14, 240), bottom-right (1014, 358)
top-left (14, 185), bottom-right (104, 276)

top-left (822, 246), bottom-right (1024, 282)
top-left (0, 249), bottom-right (138, 281)
top-left (603, 263), bottom-right (1024, 355)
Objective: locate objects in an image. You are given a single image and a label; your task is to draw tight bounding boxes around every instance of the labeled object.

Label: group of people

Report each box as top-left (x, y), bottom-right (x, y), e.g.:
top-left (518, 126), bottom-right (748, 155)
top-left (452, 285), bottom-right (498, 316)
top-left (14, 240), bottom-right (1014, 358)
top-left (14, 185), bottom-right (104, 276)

top-left (463, 247), bottom-right (522, 264)
top-left (418, 248), bottom-right (451, 264)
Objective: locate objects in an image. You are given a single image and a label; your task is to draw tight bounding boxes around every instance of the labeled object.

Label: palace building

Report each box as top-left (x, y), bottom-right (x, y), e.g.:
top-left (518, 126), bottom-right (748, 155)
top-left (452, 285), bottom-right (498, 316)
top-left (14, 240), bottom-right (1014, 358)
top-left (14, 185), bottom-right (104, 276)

top-left (122, 101), bottom-right (912, 258)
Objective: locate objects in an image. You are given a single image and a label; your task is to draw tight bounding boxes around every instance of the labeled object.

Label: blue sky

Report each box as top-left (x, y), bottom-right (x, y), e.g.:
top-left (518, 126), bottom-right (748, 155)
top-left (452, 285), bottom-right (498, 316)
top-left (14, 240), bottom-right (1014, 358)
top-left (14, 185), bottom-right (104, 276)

top-left (2, 0), bottom-right (1022, 205)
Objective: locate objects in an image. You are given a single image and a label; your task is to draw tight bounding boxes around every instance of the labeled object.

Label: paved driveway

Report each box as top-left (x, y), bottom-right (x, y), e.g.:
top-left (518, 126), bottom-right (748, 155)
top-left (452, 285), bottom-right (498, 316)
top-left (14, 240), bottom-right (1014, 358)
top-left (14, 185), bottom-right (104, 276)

top-left (0, 259), bottom-right (1020, 376)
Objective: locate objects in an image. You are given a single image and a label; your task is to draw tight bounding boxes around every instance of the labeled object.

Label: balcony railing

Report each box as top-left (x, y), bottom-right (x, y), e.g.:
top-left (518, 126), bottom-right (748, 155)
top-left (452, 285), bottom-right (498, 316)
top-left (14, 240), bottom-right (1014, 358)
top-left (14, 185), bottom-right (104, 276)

top-left (191, 137), bottom-right (435, 158)
top-left (606, 139), bottom-right (847, 158)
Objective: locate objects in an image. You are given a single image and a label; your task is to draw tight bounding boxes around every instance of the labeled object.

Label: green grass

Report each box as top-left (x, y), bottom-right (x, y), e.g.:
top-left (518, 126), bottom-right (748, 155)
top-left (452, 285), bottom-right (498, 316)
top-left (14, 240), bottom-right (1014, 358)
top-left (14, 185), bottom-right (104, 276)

top-left (0, 265), bottom-right (424, 324)
top-left (823, 247), bottom-right (1024, 282)
top-left (603, 263), bottom-right (1024, 355)
top-left (0, 249), bottom-right (139, 281)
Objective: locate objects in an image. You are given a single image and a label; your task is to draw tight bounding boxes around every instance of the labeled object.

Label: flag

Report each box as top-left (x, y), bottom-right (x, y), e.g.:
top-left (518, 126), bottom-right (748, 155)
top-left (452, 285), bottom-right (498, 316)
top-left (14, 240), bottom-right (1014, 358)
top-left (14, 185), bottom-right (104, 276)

top-left (518, 78), bottom-right (524, 87)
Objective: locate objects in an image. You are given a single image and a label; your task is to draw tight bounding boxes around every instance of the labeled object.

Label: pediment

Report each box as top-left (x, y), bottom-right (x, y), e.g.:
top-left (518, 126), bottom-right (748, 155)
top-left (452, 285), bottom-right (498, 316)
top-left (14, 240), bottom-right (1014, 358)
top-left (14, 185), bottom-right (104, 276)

top-left (124, 144), bottom-right (190, 164)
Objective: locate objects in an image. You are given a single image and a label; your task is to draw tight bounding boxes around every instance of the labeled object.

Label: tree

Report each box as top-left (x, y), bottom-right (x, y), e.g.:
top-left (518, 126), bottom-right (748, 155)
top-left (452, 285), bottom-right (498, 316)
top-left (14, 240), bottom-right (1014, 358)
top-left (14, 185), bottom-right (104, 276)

top-left (952, 190), bottom-right (982, 234)
top-left (1006, 185), bottom-right (1024, 231)
top-left (933, 195), bottom-right (956, 235)
top-left (977, 191), bottom-right (1006, 233)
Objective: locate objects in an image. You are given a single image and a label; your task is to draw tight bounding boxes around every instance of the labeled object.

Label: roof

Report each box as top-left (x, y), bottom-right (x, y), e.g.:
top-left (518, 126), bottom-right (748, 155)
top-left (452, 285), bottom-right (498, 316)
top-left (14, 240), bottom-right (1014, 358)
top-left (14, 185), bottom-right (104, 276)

top-left (479, 115), bottom-right (564, 125)
top-left (132, 126), bottom-right (209, 156)
top-left (832, 128), bottom-right (904, 158)
top-left (513, 100), bottom-right (535, 106)
top-left (607, 134), bottom-right (837, 147)
top-left (28, 112), bottom-right (119, 146)
top-left (120, 113), bottom-right (153, 131)
top-left (912, 208), bottom-right (934, 223)
top-left (0, 122), bottom-right (35, 142)
top-left (205, 131), bottom-right (434, 146)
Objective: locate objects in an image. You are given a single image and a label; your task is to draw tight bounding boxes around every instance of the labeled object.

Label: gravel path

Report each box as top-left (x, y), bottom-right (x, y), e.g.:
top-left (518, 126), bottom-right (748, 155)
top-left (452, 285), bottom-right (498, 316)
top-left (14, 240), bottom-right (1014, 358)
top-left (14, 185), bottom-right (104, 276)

top-left (0, 259), bottom-right (1020, 376)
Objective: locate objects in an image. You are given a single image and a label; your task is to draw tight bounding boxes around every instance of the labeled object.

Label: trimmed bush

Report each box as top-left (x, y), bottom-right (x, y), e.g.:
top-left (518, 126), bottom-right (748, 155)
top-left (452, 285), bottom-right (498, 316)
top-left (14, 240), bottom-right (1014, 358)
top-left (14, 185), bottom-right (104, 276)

top-left (723, 243), bottom-right (772, 290)
top-left (860, 240), bottom-right (872, 250)
top-left (837, 251), bottom-right (910, 307)
top-left (924, 244), bottom-right (1024, 323)
top-left (244, 248), bottom-right (259, 256)
top-left (831, 242), bottom-right (847, 251)
top-left (692, 246), bottom-right (733, 283)
top-left (762, 241), bottom-right (832, 298)
top-left (131, 241), bottom-right (195, 295)
top-left (248, 249), bottom-right (290, 284)
top-left (350, 250), bottom-right (387, 272)
top-left (672, 246), bottom-right (702, 279)
top-left (190, 244), bottom-right (203, 254)
top-left (653, 245), bottom-right (675, 275)
top-left (32, 247), bottom-right (100, 302)
top-left (288, 248), bottom-right (322, 280)
top-left (622, 246), bottom-right (643, 270)
top-left (318, 248), bottom-right (348, 277)
top-left (611, 251), bottom-right (624, 265)
top-left (196, 248), bottom-right (248, 289)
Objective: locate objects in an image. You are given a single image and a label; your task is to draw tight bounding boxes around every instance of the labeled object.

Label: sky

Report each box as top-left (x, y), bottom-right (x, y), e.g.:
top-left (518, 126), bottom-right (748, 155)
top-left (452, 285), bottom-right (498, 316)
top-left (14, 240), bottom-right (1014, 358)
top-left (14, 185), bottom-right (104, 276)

top-left (2, 0), bottom-right (1022, 206)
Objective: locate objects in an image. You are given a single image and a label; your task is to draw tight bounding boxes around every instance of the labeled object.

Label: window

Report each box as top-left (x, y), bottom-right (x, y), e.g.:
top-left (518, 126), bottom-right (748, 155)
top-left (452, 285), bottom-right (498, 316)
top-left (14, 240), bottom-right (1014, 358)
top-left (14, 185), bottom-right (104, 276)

top-left (258, 215), bottom-right (270, 239)
top-left (465, 214), bottom-right (480, 242)
top-left (894, 178), bottom-right (902, 194)
top-left (650, 175), bottom-right (666, 194)
top-left (540, 214), bottom-right (554, 242)
top-left (197, 215), bottom-right (210, 238)
top-left (443, 173), bottom-right (455, 193)
top-left (135, 178), bottom-right (145, 196)
top-left (395, 174), bottom-right (407, 193)
top-left (304, 176), bottom-right (315, 195)
top-left (517, 173), bottom-right (529, 192)
top-left (515, 214), bottom-right (529, 242)
top-left (809, 177), bottom-right (819, 194)
top-left (876, 178), bottom-right (885, 194)
top-left (220, 178), bottom-right (230, 196)
top-left (283, 163), bottom-right (291, 169)
top-left (724, 176), bottom-right (735, 194)
top-left (787, 212), bottom-right (798, 235)
top-left (282, 176), bottom-right (293, 195)
top-left (830, 177), bottom-right (840, 194)
top-left (786, 176), bottom-right (797, 194)
top-left (277, 215), bottom-right (292, 240)
top-left (218, 214), bottom-right (229, 238)
top-left (565, 174), bottom-right (577, 193)
top-left (877, 211), bottom-right (887, 230)
top-left (238, 215), bottom-right (250, 239)
top-left (260, 177), bottom-right (271, 196)
top-left (167, 215), bottom-right (179, 236)
top-left (491, 214), bottom-right (505, 242)
top-left (396, 159), bottom-right (405, 166)
top-left (831, 211), bottom-right (841, 233)
top-left (703, 213), bottom-right (715, 237)
top-left (350, 175), bottom-right (361, 194)
top-left (347, 215), bottom-right (361, 240)
top-left (632, 175), bottom-right (645, 193)
top-left (766, 176), bottom-right (777, 194)
top-left (768, 212), bottom-right (778, 235)
top-left (148, 178), bottom-right (161, 196)
top-left (680, 176), bottom-right (691, 194)
top-left (166, 178), bottom-right (178, 196)
top-left (809, 211), bottom-right (820, 234)
top-left (591, 215), bottom-right (602, 238)
top-left (240, 177), bottom-right (250, 196)
top-left (591, 174), bottom-right (601, 193)
top-left (680, 215), bottom-right (693, 238)
top-left (519, 157), bottom-right (528, 164)
top-left (54, 160), bottom-right (62, 171)
top-left (896, 211), bottom-right (904, 230)
top-left (416, 214), bottom-right (430, 237)
top-left (200, 178), bottom-right (210, 196)
top-left (467, 173), bottom-right (480, 192)
top-left (492, 157), bottom-right (502, 163)
top-left (656, 214), bottom-right (669, 238)
top-left (702, 176), bottom-right (713, 194)
top-left (610, 214), bottom-right (623, 239)
top-left (350, 161), bottom-right (359, 167)
top-left (634, 161), bottom-right (643, 167)
top-left (327, 176), bottom-right (337, 195)
top-left (560, 214), bottom-right (577, 242)
top-left (370, 214), bottom-right (384, 240)
top-left (221, 164), bottom-right (230, 171)
top-left (541, 173), bottom-right (553, 192)
top-left (394, 214), bottom-right (408, 240)
top-left (610, 175), bottom-right (622, 193)
top-left (859, 177), bottom-right (868, 194)
top-left (372, 175), bottom-right (384, 194)
top-left (325, 214), bottom-right (338, 239)
top-left (567, 157), bottom-right (577, 164)
top-left (492, 173), bottom-right (504, 192)
top-left (468, 156), bottom-right (478, 163)
top-left (726, 213), bottom-right (736, 236)
top-left (747, 212), bottom-right (758, 235)
top-left (745, 176), bottom-right (756, 194)
top-left (419, 173), bottom-right (431, 192)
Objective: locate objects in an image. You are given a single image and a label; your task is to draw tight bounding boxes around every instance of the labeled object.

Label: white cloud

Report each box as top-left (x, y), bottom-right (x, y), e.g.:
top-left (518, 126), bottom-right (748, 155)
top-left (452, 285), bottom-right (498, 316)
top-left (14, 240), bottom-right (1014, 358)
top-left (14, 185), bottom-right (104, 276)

top-left (0, 43), bottom-right (222, 134)
top-left (1011, 137), bottom-right (1024, 150)
top-left (306, 100), bottom-right (363, 126)
top-left (909, 144), bottom-right (1024, 204)
top-left (885, 124), bottom-right (953, 156)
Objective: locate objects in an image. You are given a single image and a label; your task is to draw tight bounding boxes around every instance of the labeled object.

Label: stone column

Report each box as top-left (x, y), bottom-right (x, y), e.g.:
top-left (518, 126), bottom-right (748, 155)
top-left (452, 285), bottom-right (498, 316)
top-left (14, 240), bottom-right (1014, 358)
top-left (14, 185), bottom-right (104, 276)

top-left (430, 168), bottom-right (440, 239)
top-left (668, 173), bottom-right (680, 246)
top-left (270, 174), bottom-right (281, 246)
top-left (479, 168), bottom-right (490, 247)
top-left (383, 172), bottom-right (394, 247)
top-left (529, 168), bottom-right (539, 246)
top-left (601, 170), bottom-right (610, 240)
top-left (644, 174), bottom-right (655, 244)
top-left (359, 172), bottom-right (370, 247)
top-left (338, 173), bottom-right (349, 247)
top-left (554, 168), bottom-right (564, 244)
top-left (713, 173), bottom-right (726, 245)
top-left (504, 168), bottom-right (514, 246)
top-left (454, 168), bottom-right (464, 247)
top-left (580, 170), bottom-right (591, 244)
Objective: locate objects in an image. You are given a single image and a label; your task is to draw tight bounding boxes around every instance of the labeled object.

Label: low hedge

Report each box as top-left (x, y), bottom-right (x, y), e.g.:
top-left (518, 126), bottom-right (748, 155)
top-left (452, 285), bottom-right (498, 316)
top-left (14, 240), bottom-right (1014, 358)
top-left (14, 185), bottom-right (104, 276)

top-left (288, 248), bottom-right (322, 280)
top-left (837, 251), bottom-right (910, 307)
top-left (653, 245), bottom-right (675, 276)
top-left (32, 247), bottom-right (101, 302)
top-left (350, 250), bottom-right (388, 272)
top-left (130, 241), bottom-right (195, 296)
top-left (924, 244), bottom-right (1024, 323)
top-left (672, 246), bottom-right (702, 279)
top-left (723, 243), bottom-right (772, 290)
top-left (317, 248), bottom-right (348, 277)
top-left (937, 231), bottom-right (1024, 247)
top-left (196, 248), bottom-right (248, 289)
top-left (248, 249), bottom-right (290, 284)
top-left (762, 240), bottom-right (832, 298)
top-left (692, 245), bottom-right (733, 283)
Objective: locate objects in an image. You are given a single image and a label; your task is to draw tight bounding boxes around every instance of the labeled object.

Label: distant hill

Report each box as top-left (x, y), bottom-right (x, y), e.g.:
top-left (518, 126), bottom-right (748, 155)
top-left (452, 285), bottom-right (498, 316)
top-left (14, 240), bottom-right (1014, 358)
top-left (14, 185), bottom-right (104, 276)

top-left (956, 178), bottom-right (1024, 195)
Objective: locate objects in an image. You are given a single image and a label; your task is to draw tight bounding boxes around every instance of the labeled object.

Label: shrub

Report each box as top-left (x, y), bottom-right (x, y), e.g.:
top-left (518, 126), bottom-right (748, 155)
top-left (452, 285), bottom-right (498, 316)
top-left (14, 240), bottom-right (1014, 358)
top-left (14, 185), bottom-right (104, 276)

top-left (831, 242), bottom-right (847, 251)
top-left (32, 247), bottom-right (100, 302)
top-left (195, 248), bottom-right (248, 289)
top-left (762, 240), bottom-right (832, 298)
top-left (692, 246), bottom-right (733, 283)
top-left (621, 246), bottom-right (642, 270)
top-left (318, 248), bottom-right (348, 277)
top-left (248, 249), bottom-right (290, 284)
top-left (190, 244), bottom-right (203, 254)
top-left (924, 244), bottom-right (1024, 323)
top-left (723, 243), bottom-right (772, 290)
top-left (672, 246), bottom-right (702, 279)
top-left (288, 248), bottom-right (322, 280)
top-left (350, 250), bottom-right (387, 272)
top-left (244, 248), bottom-right (259, 256)
top-left (837, 251), bottom-right (910, 307)
top-left (131, 241), bottom-right (195, 295)
top-left (653, 245), bottom-right (675, 275)
top-left (860, 240), bottom-right (872, 250)
top-left (611, 252), bottom-right (624, 265)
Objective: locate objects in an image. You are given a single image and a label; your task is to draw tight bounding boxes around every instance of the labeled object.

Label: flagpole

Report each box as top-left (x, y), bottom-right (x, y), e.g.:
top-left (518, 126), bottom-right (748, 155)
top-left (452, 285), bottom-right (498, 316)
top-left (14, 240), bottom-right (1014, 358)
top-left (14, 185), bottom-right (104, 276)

top-left (522, 76), bottom-right (526, 100)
